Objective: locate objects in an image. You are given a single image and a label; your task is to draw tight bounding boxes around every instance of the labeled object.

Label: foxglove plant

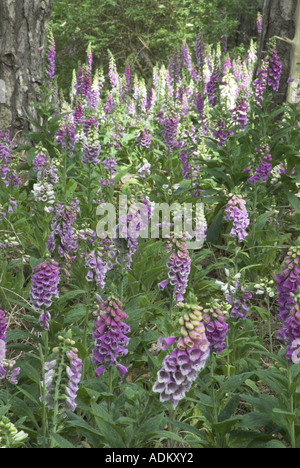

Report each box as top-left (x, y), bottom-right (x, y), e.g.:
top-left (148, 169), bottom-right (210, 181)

top-left (267, 43), bottom-right (282, 92)
top-left (32, 182), bottom-right (56, 213)
top-left (216, 269), bottom-right (252, 320)
top-left (46, 28), bottom-right (56, 82)
top-left (0, 310), bottom-right (20, 385)
top-left (213, 119), bottom-right (233, 147)
top-left (230, 95), bottom-right (249, 131)
top-left (91, 297), bottom-right (131, 377)
top-left (161, 115), bottom-right (180, 152)
top-left (137, 161), bottom-right (151, 179)
top-left (224, 195), bottom-right (250, 243)
top-left (55, 112), bottom-right (76, 158)
top-left (32, 148), bottom-right (59, 185)
top-left (276, 246), bottom-right (300, 362)
top-left (112, 197), bottom-right (151, 271)
top-left (203, 301), bottom-right (230, 354)
top-left (252, 59), bottom-right (268, 107)
top-left (246, 141), bottom-right (272, 184)
top-left (164, 236), bottom-right (191, 303)
top-left (46, 199), bottom-right (80, 265)
top-left (0, 416), bottom-right (28, 448)
top-left (29, 259), bottom-right (60, 330)
top-left (153, 303), bottom-right (210, 408)
top-left (41, 335), bottom-right (82, 418)
top-left (84, 240), bottom-right (115, 291)
top-left (0, 130), bottom-right (20, 187)
top-left (82, 123), bottom-right (101, 165)
top-left (136, 128), bottom-right (152, 150)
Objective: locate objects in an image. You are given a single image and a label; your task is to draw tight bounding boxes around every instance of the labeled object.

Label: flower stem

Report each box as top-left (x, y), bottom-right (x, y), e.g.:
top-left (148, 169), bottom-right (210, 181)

top-left (50, 344), bottom-right (66, 448)
top-left (267, 296), bottom-right (273, 354)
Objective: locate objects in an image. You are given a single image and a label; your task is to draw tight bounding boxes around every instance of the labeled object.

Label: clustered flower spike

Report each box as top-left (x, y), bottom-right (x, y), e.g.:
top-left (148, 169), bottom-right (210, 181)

top-left (161, 115), bottom-right (180, 152)
top-left (276, 246), bottom-right (300, 363)
top-left (254, 278), bottom-right (275, 298)
top-left (216, 269), bottom-right (252, 320)
top-left (268, 44), bottom-right (282, 92)
top-left (46, 199), bottom-right (80, 266)
top-left (203, 302), bottom-right (230, 354)
top-left (46, 28), bottom-right (56, 81)
top-left (55, 113), bottom-right (76, 158)
top-left (246, 142), bottom-right (272, 184)
top-left (29, 259), bottom-right (60, 330)
top-left (252, 60), bottom-right (268, 107)
top-left (153, 303), bottom-right (210, 408)
top-left (41, 335), bottom-right (82, 416)
top-left (0, 416), bottom-right (28, 448)
top-left (0, 309), bottom-right (7, 341)
top-left (0, 310), bottom-right (20, 385)
top-left (82, 123), bottom-right (101, 165)
top-left (224, 195), bottom-right (249, 243)
top-left (85, 239), bottom-right (115, 290)
top-left (0, 130), bottom-right (20, 187)
top-left (91, 297), bottom-right (131, 377)
top-left (165, 236), bottom-right (191, 302)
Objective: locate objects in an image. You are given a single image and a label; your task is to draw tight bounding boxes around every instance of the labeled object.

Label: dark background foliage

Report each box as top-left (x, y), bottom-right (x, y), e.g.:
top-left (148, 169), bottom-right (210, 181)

top-left (51, 0), bottom-right (263, 90)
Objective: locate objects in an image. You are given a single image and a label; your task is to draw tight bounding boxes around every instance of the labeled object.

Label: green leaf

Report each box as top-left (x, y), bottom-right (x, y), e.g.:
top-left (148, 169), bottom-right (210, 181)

top-left (287, 192), bottom-right (300, 213)
top-left (212, 417), bottom-right (242, 435)
top-left (219, 394), bottom-right (240, 422)
top-left (51, 433), bottom-right (76, 448)
top-left (57, 289), bottom-right (86, 306)
top-left (63, 305), bottom-right (87, 324)
top-left (20, 361), bottom-right (41, 384)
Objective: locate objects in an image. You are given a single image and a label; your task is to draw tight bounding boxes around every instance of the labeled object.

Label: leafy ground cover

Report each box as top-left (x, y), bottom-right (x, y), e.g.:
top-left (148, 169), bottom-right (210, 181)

top-left (0, 31), bottom-right (300, 448)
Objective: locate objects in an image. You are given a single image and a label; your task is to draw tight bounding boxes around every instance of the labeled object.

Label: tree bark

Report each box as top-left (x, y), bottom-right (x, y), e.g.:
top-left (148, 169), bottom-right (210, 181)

top-left (0, 0), bottom-right (52, 147)
top-left (257, 0), bottom-right (298, 105)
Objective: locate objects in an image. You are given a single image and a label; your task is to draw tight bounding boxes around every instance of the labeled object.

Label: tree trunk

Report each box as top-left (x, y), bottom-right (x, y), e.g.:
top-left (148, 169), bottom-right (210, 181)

top-left (0, 0), bottom-right (52, 147)
top-left (258, 0), bottom-right (298, 105)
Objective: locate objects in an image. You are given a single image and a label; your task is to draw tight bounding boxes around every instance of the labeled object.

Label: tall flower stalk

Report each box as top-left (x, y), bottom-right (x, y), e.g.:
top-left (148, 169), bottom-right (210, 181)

top-left (276, 245), bottom-right (300, 362)
top-left (152, 300), bottom-right (230, 409)
top-left (0, 309), bottom-right (20, 385)
top-left (41, 333), bottom-right (82, 447)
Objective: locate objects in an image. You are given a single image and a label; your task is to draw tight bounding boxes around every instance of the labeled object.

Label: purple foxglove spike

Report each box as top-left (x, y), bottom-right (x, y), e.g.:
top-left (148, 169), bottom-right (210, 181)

top-left (92, 297), bottom-right (130, 377)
